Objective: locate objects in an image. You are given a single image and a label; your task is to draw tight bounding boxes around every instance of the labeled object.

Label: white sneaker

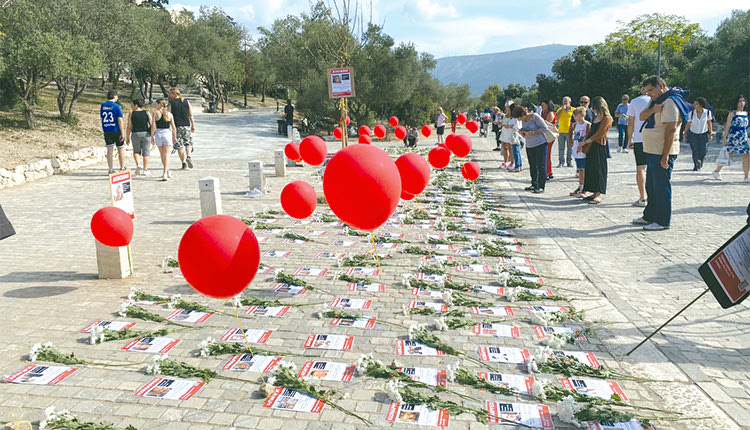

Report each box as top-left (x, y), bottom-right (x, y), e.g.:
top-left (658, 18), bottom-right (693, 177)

top-left (167, 171), bottom-right (173, 178)
top-left (623, 148), bottom-right (629, 153)
top-left (713, 171), bottom-right (722, 180)
top-left (161, 173), bottom-right (168, 181)
top-left (633, 199), bottom-right (647, 207)
top-left (643, 222), bottom-right (668, 231)
top-left (142, 170), bottom-right (152, 177)
top-left (744, 177), bottom-right (750, 183)
top-left (632, 217), bottom-right (650, 225)
top-left (616, 147), bottom-right (622, 153)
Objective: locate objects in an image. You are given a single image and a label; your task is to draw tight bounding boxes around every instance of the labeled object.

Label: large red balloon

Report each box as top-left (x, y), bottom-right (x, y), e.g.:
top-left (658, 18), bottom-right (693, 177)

top-left (421, 125), bottom-right (432, 138)
top-left (445, 133), bottom-right (456, 146)
top-left (457, 113), bottom-right (467, 124)
top-left (178, 215), bottom-right (260, 299)
top-left (461, 162), bottom-right (481, 181)
top-left (90, 207), bottom-right (133, 247)
top-left (373, 124), bottom-right (386, 139)
top-left (389, 116), bottom-right (399, 127)
top-left (358, 135), bottom-right (372, 145)
top-left (394, 126), bottom-right (407, 140)
top-left (428, 146), bottom-right (451, 169)
top-left (333, 127), bottom-right (343, 139)
top-left (358, 125), bottom-right (371, 137)
top-left (401, 190), bottom-right (415, 201)
top-left (284, 142), bottom-right (301, 162)
top-left (323, 145), bottom-right (401, 231)
top-left (281, 181), bottom-right (317, 219)
top-left (396, 153), bottom-right (431, 196)
top-left (448, 134), bottom-right (473, 157)
top-left (466, 121), bottom-right (479, 133)
top-left (299, 135), bottom-right (328, 166)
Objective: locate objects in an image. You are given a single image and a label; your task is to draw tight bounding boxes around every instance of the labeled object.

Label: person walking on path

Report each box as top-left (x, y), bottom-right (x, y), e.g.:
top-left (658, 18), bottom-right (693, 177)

top-left (541, 100), bottom-right (557, 180)
top-left (713, 96), bottom-right (749, 181)
top-left (556, 96), bottom-right (574, 167)
top-left (492, 106), bottom-right (504, 152)
top-left (517, 105), bottom-right (550, 193)
top-left (450, 108), bottom-right (458, 134)
top-left (126, 99), bottom-right (153, 177)
top-left (100, 89), bottom-right (127, 174)
top-left (152, 99), bottom-right (177, 181)
top-left (615, 95), bottom-right (630, 153)
top-left (168, 87), bottom-right (195, 170)
top-left (579, 97), bottom-right (612, 205)
top-left (568, 106), bottom-right (590, 196)
top-left (283, 99), bottom-right (295, 136)
top-left (684, 97), bottom-right (713, 171)
top-left (627, 89), bottom-right (651, 207)
top-left (633, 76), bottom-right (689, 231)
top-left (435, 107), bottom-right (448, 144)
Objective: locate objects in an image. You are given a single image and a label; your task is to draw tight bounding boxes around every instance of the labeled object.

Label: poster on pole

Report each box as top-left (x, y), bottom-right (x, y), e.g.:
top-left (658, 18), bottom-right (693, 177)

top-left (327, 68), bottom-right (355, 98)
top-left (109, 170), bottom-right (135, 219)
top-left (698, 224), bottom-right (750, 308)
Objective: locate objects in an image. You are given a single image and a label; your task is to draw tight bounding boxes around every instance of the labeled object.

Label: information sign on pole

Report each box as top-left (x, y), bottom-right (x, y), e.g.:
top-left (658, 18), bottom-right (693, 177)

top-left (109, 170), bottom-right (136, 220)
top-left (327, 68), bottom-right (355, 99)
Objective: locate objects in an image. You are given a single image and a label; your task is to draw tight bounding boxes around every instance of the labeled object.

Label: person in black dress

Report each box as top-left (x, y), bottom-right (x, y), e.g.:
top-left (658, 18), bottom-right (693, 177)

top-left (579, 97), bottom-right (613, 205)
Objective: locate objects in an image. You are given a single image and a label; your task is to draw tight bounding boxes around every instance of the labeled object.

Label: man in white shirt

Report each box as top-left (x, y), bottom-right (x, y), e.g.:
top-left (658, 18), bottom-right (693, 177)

top-left (627, 89), bottom-right (651, 207)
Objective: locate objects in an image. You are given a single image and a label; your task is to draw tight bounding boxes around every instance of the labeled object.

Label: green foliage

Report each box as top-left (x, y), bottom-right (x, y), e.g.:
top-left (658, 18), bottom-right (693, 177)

top-left (123, 305), bottom-right (166, 323)
top-left (337, 273), bottom-right (368, 284)
top-left (341, 253), bottom-right (381, 267)
top-left (275, 272), bottom-right (309, 287)
top-left (159, 358), bottom-right (217, 382)
top-left (102, 328), bottom-right (170, 342)
top-left (42, 414), bottom-right (138, 430)
top-left (172, 299), bottom-right (213, 313)
top-left (239, 296), bottom-right (286, 307)
top-left (604, 14), bottom-right (704, 53)
top-left (283, 232), bottom-right (311, 242)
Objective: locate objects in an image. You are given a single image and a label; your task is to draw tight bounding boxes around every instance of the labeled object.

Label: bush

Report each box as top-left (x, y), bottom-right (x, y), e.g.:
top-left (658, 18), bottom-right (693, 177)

top-left (0, 74), bottom-right (20, 110)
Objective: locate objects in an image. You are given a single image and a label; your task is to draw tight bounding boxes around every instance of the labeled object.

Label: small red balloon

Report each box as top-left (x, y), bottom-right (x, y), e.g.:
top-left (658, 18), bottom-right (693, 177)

top-left (389, 116), bottom-right (399, 127)
top-left (284, 142), bottom-right (301, 162)
top-left (428, 146), bottom-right (451, 169)
top-left (445, 133), bottom-right (456, 146)
top-left (90, 207), bottom-right (133, 247)
top-left (396, 153), bottom-right (431, 196)
top-left (281, 181), bottom-right (317, 219)
top-left (344, 116), bottom-right (351, 126)
top-left (178, 215), bottom-right (260, 299)
top-left (299, 135), bottom-right (328, 166)
top-left (461, 161), bottom-right (481, 181)
top-left (358, 135), bottom-right (372, 145)
top-left (401, 190), bottom-right (415, 201)
top-left (358, 125), bottom-right (371, 136)
top-left (448, 134), bottom-right (473, 158)
top-left (466, 121), bottom-right (479, 133)
top-left (333, 127), bottom-right (343, 139)
top-left (394, 126), bottom-right (407, 140)
top-left (373, 124), bottom-right (386, 139)
top-left (457, 113), bottom-right (467, 124)
top-left (421, 125), bottom-right (432, 138)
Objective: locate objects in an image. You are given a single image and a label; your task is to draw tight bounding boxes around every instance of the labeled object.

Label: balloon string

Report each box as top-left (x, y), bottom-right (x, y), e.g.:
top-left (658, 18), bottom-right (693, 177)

top-left (368, 233), bottom-right (382, 282)
top-left (231, 302), bottom-right (267, 384)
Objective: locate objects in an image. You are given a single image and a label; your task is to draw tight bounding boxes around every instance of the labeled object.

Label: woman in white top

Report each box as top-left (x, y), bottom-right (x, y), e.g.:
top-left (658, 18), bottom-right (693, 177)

top-left (435, 107), bottom-right (448, 144)
top-left (683, 97), bottom-right (713, 171)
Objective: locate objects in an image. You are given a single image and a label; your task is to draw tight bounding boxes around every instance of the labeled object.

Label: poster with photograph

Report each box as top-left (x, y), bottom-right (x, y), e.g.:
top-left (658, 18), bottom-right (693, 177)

top-left (282, 238), bottom-right (308, 245)
top-left (345, 267), bottom-right (380, 277)
top-left (330, 297), bottom-right (373, 310)
top-left (699, 224), bottom-right (750, 308)
top-left (304, 334), bottom-right (354, 350)
top-left (494, 237), bottom-right (520, 244)
top-left (525, 305), bottom-right (569, 314)
top-left (331, 240), bottom-right (358, 247)
top-left (315, 252), bottom-right (345, 259)
top-left (375, 242), bottom-right (399, 249)
top-left (395, 340), bottom-right (446, 356)
top-left (380, 232), bottom-right (405, 239)
top-left (244, 305), bottom-right (291, 318)
top-left (477, 346), bottom-right (530, 363)
top-left (80, 320), bottom-right (135, 333)
top-left (477, 372), bottom-right (535, 395)
top-left (518, 275), bottom-right (544, 285)
top-left (257, 229), bottom-right (285, 235)
top-left (471, 306), bottom-right (515, 316)
top-left (328, 67), bottom-right (355, 98)
top-left (411, 224), bottom-right (437, 230)
top-left (109, 170), bottom-right (135, 219)
top-left (292, 268), bottom-right (328, 276)
top-left (560, 378), bottom-right (629, 401)
top-left (472, 285), bottom-right (505, 296)
top-left (534, 326), bottom-right (588, 342)
top-left (507, 265), bottom-right (538, 275)
top-left (220, 328), bottom-right (273, 344)
top-left (557, 351), bottom-right (601, 368)
top-left (263, 387), bottom-right (326, 413)
top-left (408, 301), bottom-right (447, 313)
top-left (122, 337), bottom-right (180, 354)
top-left (455, 264), bottom-right (490, 272)
top-left (485, 402), bottom-right (554, 428)
top-left (472, 323), bottom-right (521, 338)
top-left (298, 361), bottom-right (356, 382)
top-left (455, 248), bottom-right (480, 257)
top-left (420, 255), bottom-right (454, 262)
top-left (498, 256), bottom-right (533, 265)
top-left (416, 273), bottom-right (450, 283)
top-left (329, 316), bottom-right (377, 329)
top-left (425, 244), bottom-right (453, 251)
top-left (306, 230), bottom-right (328, 236)
top-left (512, 287), bottom-right (555, 298)
top-left (587, 420), bottom-right (654, 430)
top-left (385, 402), bottom-right (449, 427)
top-left (273, 283), bottom-right (307, 295)
top-left (135, 377), bottom-right (205, 400)
top-left (397, 367), bottom-right (448, 388)
top-left (348, 282), bottom-right (385, 293)
top-left (411, 288), bottom-right (444, 298)
top-left (3, 365), bottom-right (78, 385)
top-left (165, 309), bottom-right (213, 324)
top-left (222, 354), bottom-right (283, 373)
top-left (258, 266), bottom-right (275, 274)
top-left (262, 250), bottom-right (292, 258)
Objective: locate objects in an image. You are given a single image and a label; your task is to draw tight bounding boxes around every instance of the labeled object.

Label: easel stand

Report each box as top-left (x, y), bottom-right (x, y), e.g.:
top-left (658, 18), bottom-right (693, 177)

top-left (96, 241), bottom-right (133, 279)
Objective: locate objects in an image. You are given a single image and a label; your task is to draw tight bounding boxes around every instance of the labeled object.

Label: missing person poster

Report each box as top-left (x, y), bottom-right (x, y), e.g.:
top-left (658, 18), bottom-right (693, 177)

top-left (220, 328), bottom-right (273, 344)
top-left (135, 377), bottom-right (205, 400)
top-left (471, 306), bottom-right (515, 316)
top-left (345, 267), bottom-right (380, 277)
top-left (330, 297), bottom-right (372, 310)
top-left (699, 224), bottom-right (750, 308)
top-left (329, 316), bottom-right (377, 329)
top-left (3, 365), bottom-right (78, 385)
top-left (244, 305), bottom-right (291, 317)
top-left (80, 320), bottom-right (135, 333)
top-left (395, 339), bottom-right (446, 356)
top-left (408, 301), bottom-right (447, 313)
top-left (485, 402), bottom-right (554, 428)
top-left (109, 170), bottom-right (135, 219)
top-left (397, 367), bottom-right (448, 388)
top-left (165, 309), bottom-right (213, 324)
top-left (472, 323), bottom-right (521, 338)
top-left (477, 372), bottom-right (535, 395)
top-left (328, 67), bottom-right (355, 98)
top-left (534, 326), bottom-right (588, 342)
top-left (263, 387), bottom-right (326, 413)
top-left (348, 282), bottom-right (385, 293)
top-left (122, 337), bottom-right (180, 354)
top-left (298, 361), bottom-right (356, 382)
top-left (385, 402), bottom-right (449, 427)
top-left (222, 354), bottom-right (282, 373)
top-left (304, 334), bottom-right (354, 350)
top-left (477, 346), bottom-right (530, 363)
top-left (560, 377), bottom-right (629, 401)
top-left (273, 283), bottom-right (307, 295)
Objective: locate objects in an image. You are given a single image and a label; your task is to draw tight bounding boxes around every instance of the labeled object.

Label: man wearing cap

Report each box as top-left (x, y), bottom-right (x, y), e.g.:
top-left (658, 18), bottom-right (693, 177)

top-left (100, 89), bottom-right (127, 174)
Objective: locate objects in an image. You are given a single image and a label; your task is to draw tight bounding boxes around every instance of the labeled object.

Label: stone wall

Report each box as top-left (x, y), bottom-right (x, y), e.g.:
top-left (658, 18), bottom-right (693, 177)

top-left (0, 147), bottom-right (106, 190)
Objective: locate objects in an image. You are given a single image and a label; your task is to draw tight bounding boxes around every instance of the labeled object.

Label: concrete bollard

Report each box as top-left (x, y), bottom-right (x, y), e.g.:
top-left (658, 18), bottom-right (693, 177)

top-left (199, 177), bottom-right (222, 217)
top-left (274, 150), bottom-right (287, 177)
top-left (248, 160), bottom-right (266, 193)
top-left (96, 241), bottom-right (133, 279)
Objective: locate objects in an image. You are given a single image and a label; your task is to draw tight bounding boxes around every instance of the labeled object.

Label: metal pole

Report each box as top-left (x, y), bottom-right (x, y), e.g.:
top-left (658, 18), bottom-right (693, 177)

top-left (656, 35), bottom-right (662, 77)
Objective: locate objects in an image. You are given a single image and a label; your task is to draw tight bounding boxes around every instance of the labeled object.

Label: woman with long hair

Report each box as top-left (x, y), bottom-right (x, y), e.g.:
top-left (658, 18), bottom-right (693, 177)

top-left (152, 99), bottom-right (177, 181)
top-left (126, 99), bottom-right (153, 176)
top-left (713, 96), bottom-right (748, 181)
top-left (541, 100), bottom-right (557, 179)
top-left (516, 104), bottom-right (550, 193)
top-left (579, 96), bottom-right (613, 204)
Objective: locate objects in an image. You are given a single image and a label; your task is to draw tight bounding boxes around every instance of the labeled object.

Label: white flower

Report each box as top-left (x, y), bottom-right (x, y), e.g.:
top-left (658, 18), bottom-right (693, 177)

top-left (199, 336), bottom-right (215, 357)
top-left (231, 295), bottom-right (242, 308)
top-left (557, 395), bottom-right (583, 428)
top-left (29, 342), bottom-right (51, 362)
top-left (445, 362), bottom-right (460, 382)
top-left (505, 287), bottom-right (518, 302)
top-left (276, 360), bottom-right (297, 373)
top-left (401, 274), bottom-right (412, 287)
top-left (442, 290), bottom-right (453, 306)
top-left (401, 304), bottom-right (410, 316)
top-left (146, 354), bottom-right (168, 375)
top-left (434, 316), bottom-right (449, 332)
top-left (40, 406), bottom-right (74, 429)
top-left (531, 378), bottom-right (547, 399)
top-left (407, 323), bottom-right (427, 341)
top-left (543, 334), bottom-right (567, 349)
top-left (355, 353), bottom-right (375, 376)
top-left (128, 287), bottom-right (141, 301)
top-left (313, 305), bottom-right (328, 319)
top-left (90, 324), bottom-right (105, 345)
top-left (497, 272), bottom-right (510, 287)
top-left (527, 356), bottom-right (538, 374)
top-left (118, 302), bottom-right (131, 317)
top-left (166, 294), bottom-right (181, 309)
top-left (530, 312), bottom-right (551, 326)
top-left (384, 379), bottom-right (403, 403)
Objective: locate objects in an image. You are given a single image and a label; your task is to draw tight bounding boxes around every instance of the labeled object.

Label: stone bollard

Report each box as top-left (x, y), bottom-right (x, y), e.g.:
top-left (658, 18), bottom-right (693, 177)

top-left (96, 241), bottom-right (133, 279)
top-left (199, 177), bottom-right (222, 217)
top-left (248, 160), bottom-right (266, 194)
top-left (274, 150), bottom-right (287, 177)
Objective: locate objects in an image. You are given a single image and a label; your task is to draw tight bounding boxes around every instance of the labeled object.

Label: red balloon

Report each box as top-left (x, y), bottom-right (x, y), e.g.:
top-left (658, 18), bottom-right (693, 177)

top-left (466, 121), bottom-right (479, 133)
top-left (448, 134), bottom-right (473, 157)
top-left (445, 133), bottom-right (456, 146)
top-left (373, 124), bottom-right (386, 139)
top-left (90, 207), bottom-right (133, 247)
top-left (178, 215), bottom-right (260, 299)
top-left (457, 113), bottom-right (467, 124)
top-left (389, 116), bottom-right (399, 127)
top-left (438, 143), bottom-right (448, 150)
top-left (358, 135), bottom-right (372, 145)
top-left (299, 135), bottom-right (327, 166)
top-left (284, 142), bottom-right (301, 162)
top-left (333, 127), bottom-right (343, 139)
top-left (281, 181), bottom-right (317, 219)
top-left (396, 153), bottom-right (431, 196)
top-left (394, 126), bottom-right (407, 140)
top-left (401, 190), bottom-right (415, 201)
top-left (342, 116), bottom-right (350, 126)
top-left (323, 145), bottom-right (401, 231)
top-left (428, 146), bottom-right (451, 169)
top-left (461, 161), bottom-right (481, 181)
top-left (358, 125), bottom-right (371, 136)
top-left (421, 125), bottom-right (432, 138)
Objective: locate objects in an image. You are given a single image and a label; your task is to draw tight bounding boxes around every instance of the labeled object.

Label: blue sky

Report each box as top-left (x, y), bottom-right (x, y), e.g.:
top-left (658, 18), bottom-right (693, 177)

top-left (168, 0), bottom-right (739, 57)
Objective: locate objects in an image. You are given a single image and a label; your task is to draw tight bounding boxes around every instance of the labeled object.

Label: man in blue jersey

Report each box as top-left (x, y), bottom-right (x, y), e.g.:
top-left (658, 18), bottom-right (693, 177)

top-left (100, 89), bottom-right (127, 174)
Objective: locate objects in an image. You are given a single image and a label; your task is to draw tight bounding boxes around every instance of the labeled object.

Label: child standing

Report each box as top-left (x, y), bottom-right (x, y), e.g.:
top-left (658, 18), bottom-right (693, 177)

top-left (569, 107), bottom-right (590, 196)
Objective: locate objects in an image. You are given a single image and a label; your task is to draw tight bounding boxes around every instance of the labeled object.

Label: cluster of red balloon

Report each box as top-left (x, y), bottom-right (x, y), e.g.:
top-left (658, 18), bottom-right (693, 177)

top-left (465, 121), bottom-right (479, 134)
top-left (457, 113), bottom-right (467, 124)
top-left (395, 153), bottom-right (431, 201)
top-left (298, 135), bottom-right (327, 166)
top-left (90, 207), bottom-right (133, 247)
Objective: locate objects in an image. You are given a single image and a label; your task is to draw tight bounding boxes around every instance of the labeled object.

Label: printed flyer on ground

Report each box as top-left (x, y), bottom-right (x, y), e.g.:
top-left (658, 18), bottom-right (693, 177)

top-left (477, 346), bottom-right (530, 363)
top-left (395, 339), bottom-right (447, 356)
top-left (507, 265), bottom-right (538, 275)
top-left (330, 297), bottom-right (372, 310)
top-left (416, 273), bottom-right (450, 282)
top-left (561, 378), bottom-right (629, 401)
top-left (345, 267), bottom-right (380, 277)
top-left (273, 283), bottom-right (307, 295)
top-left (408, 301), bottom-right (447, 313)
top-left (135, 377), bottom-right (205, 400)
top-left (525, 305), bottom-right (569, 314)
top-left (3, 365), bottom-right (78, 385)
top-left (331, 240), bottom-right (358, 247)
top-left (80, 320), bottom-right (135, 333)
top-left (485, 402), bottom-right (554, 428)
top-left (262, 250), bottom-right (292, 258)
top-left (477, 372), bottom-right (535, 395)
top-left (455, 264), bottom-right (490, 272)
top-left (122, 337), bottom-right (180, 354)
top-left (411, 288), bottom-right (445, 298)
top-left (263, 387), bottom-right (326, 413)
top-left (397, 367), bottom-right (448, 387)
top-left (348, 282), bottom-right (385, 292)
top-left (244, 305), bottom-right (291, 318)
top-left (513, 287), bottom-right (554, 297)
top-left (534, 326), bottom-right (588, 341)
top-left (220, 328), bottom-right (273, 344)
top-left (292, 268), bottom-right (328, 276)
top-left (298, 361), bottom-right (356, 382)
top-left (222, 354), bottom-right (282, 373)
top-left (557, 351), bottom-right (601, 368)
top-left (498, 256), bottom-right (533, 265)
top-left (165, 309), bottom-right (213, 324)
top-left (315, 251), bottom-right (345, 259)
top-left (472, 323), bottom-right (521, 338)
top-left (304, 334), bottom-right (354, 350)
top-left (385, 402), bottom-right (449, 427)
top-left (472, 285), bottom-right (505, 296)
top-left (471, 306), bottom-right (515, 316)
top-left (329, 316), bottom-right (377, 329)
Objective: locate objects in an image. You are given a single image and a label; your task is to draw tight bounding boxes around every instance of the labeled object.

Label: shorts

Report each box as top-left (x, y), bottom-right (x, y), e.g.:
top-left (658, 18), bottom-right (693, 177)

top-left (575, 158), bottom-right (585, 170)
top-left (632, 142), bottom-right (646, 166)
top-left (104, 131), bottom-right (124, 148)
top-left (131, 132), bottom-right (151, 156)
top-left (174, 126), bottom-right (192, 150)
top-left (436, 125), bottom-right (445, 135)
top-left (154, 129), bottom-right (173, 147)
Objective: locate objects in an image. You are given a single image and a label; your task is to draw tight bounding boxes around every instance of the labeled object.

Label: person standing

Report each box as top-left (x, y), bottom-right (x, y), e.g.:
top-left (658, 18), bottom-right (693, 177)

top-left (492, 106), bottom-right (503, 152)
top-left (126, 99), bottom-right (153, 176)
top-left (633, 76), bottom-right (689, 231)
top-left (684, 97), bottom-right (713, 171)
top-left (100, 89), bottom-right (127, 174)
top-left (284, 99), bottom-right (295, 136)
top-left (615, 95), bottom-right (630, 153)
top-left (556, 96), bottom-right (574, 167)
top-left (152, 99), bottom-right (177, 181)
top-left (579, 97), bottom-right (613, 205)
top-left (435, 107), bottom-right (448, 144)
top-left (713, 96), bottom-right (749, 181)
top-left (541, 100), bottom-right (556, 180)
top-left (168, 87), bottom-right (195, 170)
top-left (517, 105), bottom-right (550, 193)
top-left (627, 89), bottom-right (651, 207)
top-left (450, 108), bottom-right (458, 134)
top-left (568, 106), bottom-right (590, 196)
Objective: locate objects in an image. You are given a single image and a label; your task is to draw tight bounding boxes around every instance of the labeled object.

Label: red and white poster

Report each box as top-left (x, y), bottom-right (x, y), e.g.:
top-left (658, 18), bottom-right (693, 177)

top-left (534, 326), bottom-right (587, 342)
top-left (263, 387), bottom-right (326, 413)
top-left (262, 250), bottom-right (292, 258)
top-left (513, 287), bottom-right (555, 297)
top-left (408, 301), bottom-right (447, 313)
top-left (273, 283), bottom-right (307, 295)
top-left (345, 267), bottom-right (380, 277)
top-left (220, 328), bottom-right (273, 344)
top-left (455, 264), bottom-right (490, 272)
top-left (244, 305), bottom-right (291, 318)
top-left (420, 255), bottom-right (454, 262)
top-left (298, 361), bottom-right (356, 382)
top-left (561, 378), bottom-right (629, 401)
top-left (330, 297), bottom-right (372, 310)
top-left (330, 240), bottom-right (358, 247)
top-left (315, 252), bottom-right (345, 259)
top-left (411, 288), bottom-right (445, 298)
top-left (485, 402), bottom-right (554, 428)
top-left (304, 334), bottom-right (354, 350)
top-left (525, 305), bottom-right (569, 314)
top-left (282, 238), bottom-right (308, 245)
top-left (507, 265), bottom-right (538, 275)
top-left (135, 377), bottom-right (205, 400)
top-left (165, 309), bottom-right (213, 324)
top-left (395, 340), bottom-right (446, 356)
top-left (699, 225), bottom-right (750, 308)
top-left (328, 67), bottom-right (355, 98)
top-left (425, 244), bottom-right (453, 251)
top-left (557, 351), bottom-right (601, 368)
top-left (305, 230), bottom-right (328, 236)
top-left (329, 316), bottom-right (377, 329)
top-left (398, 367), bottom-right (448, 387)
top-left (80, 320), bottom-right (135, 333)
top-left (292, 268), bottom-right (328, 276)
top-left (498, 256), bottom-right (533, 265)
top-left (478, 346), bottom-right (530, 363)
top-left (385, 402), bottom-right (449, 427)
top-left (222, 354), bottom-right (282, 373)
top-left (455, 248), bottom-right (480, 257)
top-left (472, 323), bottom-right (521, 338)
top-left (3, 365), bottom-right (78, 385)
top-left (348, 282), bottom-right (385, 293)
top-left (109, 170), bottom-right (135, 219)
top-left (472, 285), bottom-right (505, 296)
top-left (471, 306), bottom-right (515, 316)
top-left (122, 337), bottom-right (180, 354)
top-left (477, 372), bottom-right (535, 395)
top-left (416, 273), bottom-right (450, 282)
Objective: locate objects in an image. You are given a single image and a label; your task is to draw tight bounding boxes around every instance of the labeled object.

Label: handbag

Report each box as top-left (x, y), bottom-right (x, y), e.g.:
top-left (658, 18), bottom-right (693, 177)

top-left (542, 120), bottom-right (558, 143)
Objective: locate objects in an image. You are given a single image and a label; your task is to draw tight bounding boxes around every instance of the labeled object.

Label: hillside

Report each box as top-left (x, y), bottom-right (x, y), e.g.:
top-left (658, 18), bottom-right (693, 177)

top-left (432, 44), bottom-right (577, 96)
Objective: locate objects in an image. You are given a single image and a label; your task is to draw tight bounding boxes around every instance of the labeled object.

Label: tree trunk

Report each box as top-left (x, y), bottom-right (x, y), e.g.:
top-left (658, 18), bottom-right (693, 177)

top-left (68, 82), bottom-right (86, 119)
top-left (158, 80), bottom-right (169, 98)
top-left (56, 78), bottom-right (68, 120)
top-left (261, 80), bottom-right (266, 103)
top-left (148, 76), bottom-right (154, 103)
top-left (22, 100), bottom-right (35, 129)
